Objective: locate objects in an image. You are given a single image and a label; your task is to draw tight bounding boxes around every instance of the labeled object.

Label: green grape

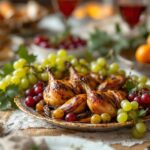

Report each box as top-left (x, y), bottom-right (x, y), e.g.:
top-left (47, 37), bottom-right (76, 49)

top-left (97, 58), bottom-right (106, 67)
top-left (57, 49), bottom-right (67, 58)
top-left (80, 67), bottom-right (88, 74)
top-left (37, 65), bottom-right (43, 72)
top-left (42, 59), bottom-right (50, 67)
top-left (4, 75), bottom-right (12, 85)
top-left (13, 68), bottom-right (26, 78)
top-left (91, 114), bottom-right (101, 124)
top-left (11, 76), bottom-right (20, 84)
top-left (75, 65), bottom-right (82, 72)
top-left (28, 74), bottom-right (38, 84)
top-left (71, 58), bottom-right (78, 66)
top-left (47, 53), bottom-right (57, 62)
top-left (138, 83), bottom-right (146, 89)
top-left (132, 127), bottom-right (145, 139)
top-left (40, 72), bottom-right (48, 81)
top-left (67, 55), bottom-right (74, 61)
top-left (131, 101), bottom-right (139, 110)
top-left (118, 69), bottom-right (126, 76)
top-left (79, 59), bottom-right (88, 66)
top-left (20, 77), bottom-right (30, 89)
top-left (138, 76), bottom-right (148, 84)
top-left (99, 69), bottom-right (107, 76)
top-left (56, 57), bottom-right (65, 66)
top-left (128, 110), bottom-right (138, 121)
top-left (13, 58), bottom-right (27, 69)
top-left (120, 100), bottom-right (129, 108)
top-left (57, 64), bottom-right (65, 71)
top-left (135, 122), bottom-right (147, 133)
top-left (0, 80), bottom-right (7, 90)
top-left (109, 63), bottom-right (119, 73)
top-left (117, 108), bottom-right (124, 114)
top-left (91, 63), bottom-right (102, 73)
top-left (101, 113), bottom-right (111, 123)
top-left (122, 101), bottom-right (132, 112)
top-left (117, 112), bottom-right (128, 123)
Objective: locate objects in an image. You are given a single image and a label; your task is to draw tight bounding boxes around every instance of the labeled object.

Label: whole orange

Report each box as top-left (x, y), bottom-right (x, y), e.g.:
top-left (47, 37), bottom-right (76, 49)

top-left (135, 44), bottom-right (150, 63)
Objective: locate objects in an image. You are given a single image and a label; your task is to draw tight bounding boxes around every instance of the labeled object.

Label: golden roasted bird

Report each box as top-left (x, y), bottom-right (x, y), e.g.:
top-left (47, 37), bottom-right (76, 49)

top-left (52, 94), bottom-right (87, 119)
top-left (82, 83), bottom-right (126, 117)
top-left (69, 67), bottom-right (101, 93)
top-left (98, 75), bottom-right (126, 91)
top-left (43, 69), bottom-right (75, 107)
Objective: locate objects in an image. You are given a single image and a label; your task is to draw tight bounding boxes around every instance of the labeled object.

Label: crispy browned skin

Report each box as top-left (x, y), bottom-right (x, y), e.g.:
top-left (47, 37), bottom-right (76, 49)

top-left (43, 70), bottom-right (75, 107)
top-left (69, 67), bottom-right (101, 93)
top-left (56, 94), bottom-right (87, 114)
top-left (98, 75), bottom-right (126, 91)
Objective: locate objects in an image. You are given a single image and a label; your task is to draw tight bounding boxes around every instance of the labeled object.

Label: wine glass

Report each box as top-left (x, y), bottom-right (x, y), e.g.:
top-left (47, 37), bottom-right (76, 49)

top-left (117, 0), bottom-right (148, 29)
top-left (52, 0), bottom-right (80, 29)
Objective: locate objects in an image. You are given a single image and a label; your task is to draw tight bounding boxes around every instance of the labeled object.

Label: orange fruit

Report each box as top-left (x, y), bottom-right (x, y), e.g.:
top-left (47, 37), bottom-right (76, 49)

top-left (135, 44), bottom-right (150, 63)
top-left (147, 35), bottom-right (150, 44)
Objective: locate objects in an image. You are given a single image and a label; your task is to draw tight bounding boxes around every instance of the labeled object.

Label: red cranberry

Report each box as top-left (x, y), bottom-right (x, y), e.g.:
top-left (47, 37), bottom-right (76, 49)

top-left (134, 96), bottom-right (143, 106)
top-left (34, 81), bottom-right (44, 89)
top-left (128, 93), bottom-right (137, 101)
top-left (33, 96), bottom-right (42, 104)
top-left (39, 41), bottom-right (51, 48)
top-left (25, 89), bottom-right (35, 97)
top-left (34, 36), bottom-right (49, 45)
top-left (25, 96), bottom-right (36, 107)
top-left (34, 86), bottom-right (43, 94)
top-left (141, 93), bottom-right (150, 104)
top-left (38, 93), bottom-right (43, 99)
top-left (65, 113), bottom-right (77, 122)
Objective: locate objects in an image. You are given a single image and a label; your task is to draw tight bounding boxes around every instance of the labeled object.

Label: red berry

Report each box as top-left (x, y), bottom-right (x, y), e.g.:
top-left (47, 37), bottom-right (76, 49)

top-left (35, 81), bottom-right (44, 88)
top-left (25, 89), bottom-right (35, 97)
top-left (25, 96), bottom-right (36, 107)
top-left (65, 113), bottom-right (77, 122)
top-left (39, 42), bottom-right (51, 48)
top-left (34, 36), bottom-right (49, 45)
top-left (38, 93), bottom-right (43, 99)
top-left (134, 96), bottom-right (143, 105)
top-left (141, 93), bottom-right (150, 104)
top-left (34, 86), bottom-right (43, 94)
top-left (33, 96), bottom-right (41, 104)
top-left (128, 93), bottom-right (136, 101)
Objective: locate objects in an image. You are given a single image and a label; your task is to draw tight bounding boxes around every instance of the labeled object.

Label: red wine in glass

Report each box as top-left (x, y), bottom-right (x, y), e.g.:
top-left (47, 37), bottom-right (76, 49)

top-left (119, 4), bottom-right (146, 28)
top-left (56, 0), bottom-right (79, 18)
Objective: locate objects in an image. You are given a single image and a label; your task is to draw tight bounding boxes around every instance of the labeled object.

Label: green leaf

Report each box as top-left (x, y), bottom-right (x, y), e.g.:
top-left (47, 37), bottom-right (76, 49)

top-left (0, 85), bottom-right (20, 110)
top-left (123, 78), bottom-right (137, 92)
top-left (115, 22), bottom-right (122, 34)
top-left (17, 45), bottom-right (36, 63)
top-left (0, 63), bottom-right (14, 78)
top-left (138, 109), bottom-right (148, 118)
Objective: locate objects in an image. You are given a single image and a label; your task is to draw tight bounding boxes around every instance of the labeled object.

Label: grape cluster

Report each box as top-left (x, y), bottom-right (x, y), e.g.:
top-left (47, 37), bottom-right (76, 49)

top-left (34, 35), bottom-right (87, 50)
top-left (128, 87), bottom-right (150, 111)
top-left (90, 59), bottom-right (125, 76)
top-left (117, 99), bottom-right (147, 138)
top-left (25, 81), bottom-right (45, 109)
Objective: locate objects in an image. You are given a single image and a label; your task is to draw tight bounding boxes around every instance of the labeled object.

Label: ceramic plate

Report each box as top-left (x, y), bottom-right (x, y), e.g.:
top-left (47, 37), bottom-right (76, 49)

top-left (15, 97), bottom-right (150, 132)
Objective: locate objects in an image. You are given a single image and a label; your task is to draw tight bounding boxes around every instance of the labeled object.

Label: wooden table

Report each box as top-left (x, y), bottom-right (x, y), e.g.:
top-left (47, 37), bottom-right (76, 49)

top-left (1, 110), bottom-right (150, 150)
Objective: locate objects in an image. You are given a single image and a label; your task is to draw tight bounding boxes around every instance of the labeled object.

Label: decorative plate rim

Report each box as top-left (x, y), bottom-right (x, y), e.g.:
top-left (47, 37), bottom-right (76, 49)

top-left (14, 97), bottom-right (150, 131)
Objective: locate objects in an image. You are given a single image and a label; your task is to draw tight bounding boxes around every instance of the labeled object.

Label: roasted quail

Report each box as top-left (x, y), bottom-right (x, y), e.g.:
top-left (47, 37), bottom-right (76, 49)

top-left (43, 69), bottom-right (75, 107)
top-left (98, 75), bottom-right (126, 91)
top-left (52, 94), bottom-right (87, 119)
top-left (82, 83), bottom-right (126, 117)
